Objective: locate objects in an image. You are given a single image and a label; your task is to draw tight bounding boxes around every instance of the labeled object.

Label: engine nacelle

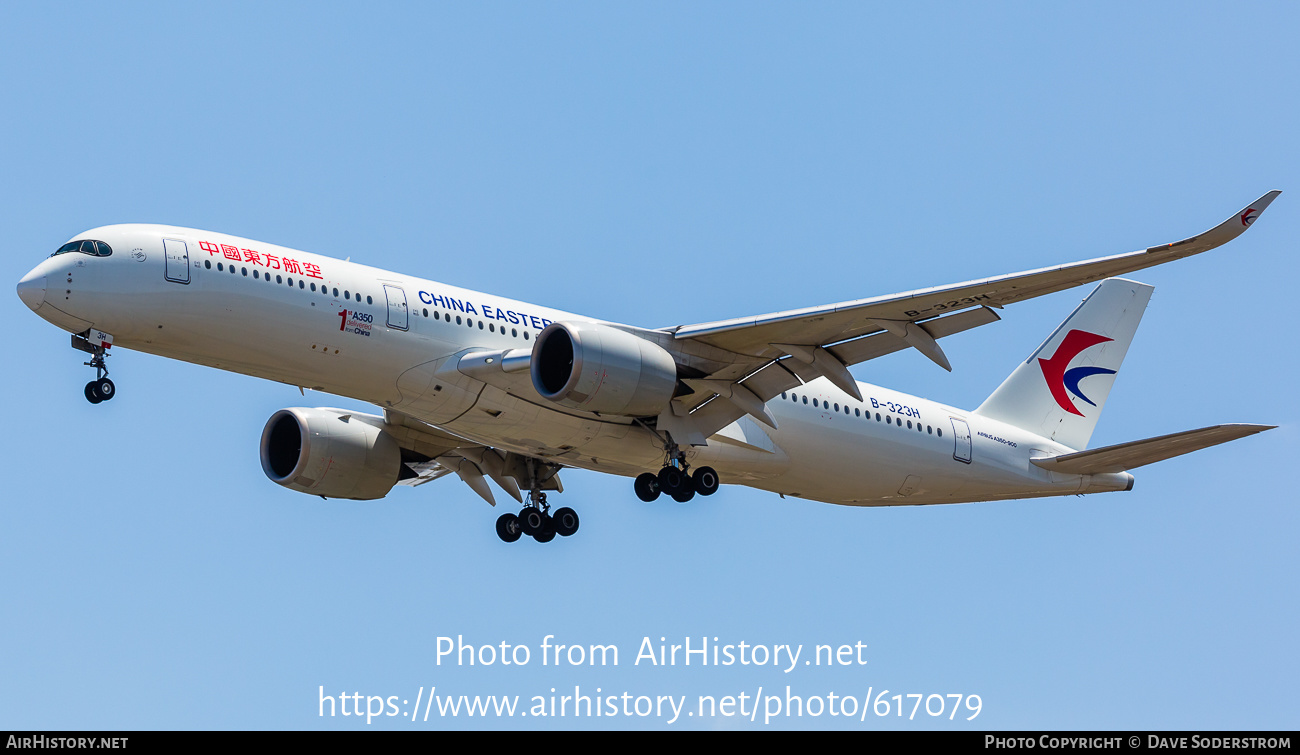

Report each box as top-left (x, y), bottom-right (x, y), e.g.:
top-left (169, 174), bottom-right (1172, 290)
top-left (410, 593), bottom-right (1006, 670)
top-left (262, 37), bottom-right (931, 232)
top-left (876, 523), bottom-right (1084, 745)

top-left (531, 321), bottom-right (678, 417)
top-left (260, 407), bottom-right (402, 500)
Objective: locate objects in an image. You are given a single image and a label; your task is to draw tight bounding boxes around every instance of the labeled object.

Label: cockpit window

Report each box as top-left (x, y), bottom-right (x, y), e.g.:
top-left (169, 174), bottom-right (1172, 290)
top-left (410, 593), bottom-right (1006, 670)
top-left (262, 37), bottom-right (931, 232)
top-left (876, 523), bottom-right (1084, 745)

top-left (52, 240), bottom-right (112, 257)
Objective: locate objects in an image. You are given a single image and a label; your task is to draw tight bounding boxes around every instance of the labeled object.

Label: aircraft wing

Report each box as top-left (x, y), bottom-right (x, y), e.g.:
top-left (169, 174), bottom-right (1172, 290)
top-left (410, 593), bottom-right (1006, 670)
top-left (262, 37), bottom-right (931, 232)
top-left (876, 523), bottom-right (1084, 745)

top-left (653, 191), bottom-right (1279, 444)
top-left (669, 191), bottom-right (1280, 358)
top-left (382, 408), bottom-right (561, 506)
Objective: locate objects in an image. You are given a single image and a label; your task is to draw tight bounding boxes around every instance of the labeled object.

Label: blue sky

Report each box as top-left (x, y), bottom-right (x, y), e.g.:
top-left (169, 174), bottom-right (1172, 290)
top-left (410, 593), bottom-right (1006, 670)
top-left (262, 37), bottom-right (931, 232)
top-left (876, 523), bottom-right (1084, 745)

top-left (2, 2), bottom-right (1296, 729)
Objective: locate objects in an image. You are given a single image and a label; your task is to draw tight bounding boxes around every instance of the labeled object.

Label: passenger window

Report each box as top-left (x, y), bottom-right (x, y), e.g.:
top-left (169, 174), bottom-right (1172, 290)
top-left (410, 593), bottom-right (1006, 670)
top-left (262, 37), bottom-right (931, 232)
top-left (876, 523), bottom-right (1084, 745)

top-left (345, 291), bottom-right (350, 300)
top-left (205, 260), bottom-right (211, 269)
top-left (217, 262), bottom-right (224, 271)
top-left (367, 296), bottom-right (373, 304)
top-left (802, 396), bottom-right (808, 405)
top-left (332, 288), bottom-right (339, 297)
top-left (241, 267), bottom-right (248, 276)
top-left (423, 308), bottom-right (429, 317)
top-left (855, 408), bottom-right (860, 417)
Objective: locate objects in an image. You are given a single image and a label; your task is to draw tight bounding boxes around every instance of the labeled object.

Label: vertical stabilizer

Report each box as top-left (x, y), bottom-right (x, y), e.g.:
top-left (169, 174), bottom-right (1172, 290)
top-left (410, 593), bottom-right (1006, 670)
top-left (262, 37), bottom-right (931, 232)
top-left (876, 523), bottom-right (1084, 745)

top-left (974, 278), bottom-right (1153, 450)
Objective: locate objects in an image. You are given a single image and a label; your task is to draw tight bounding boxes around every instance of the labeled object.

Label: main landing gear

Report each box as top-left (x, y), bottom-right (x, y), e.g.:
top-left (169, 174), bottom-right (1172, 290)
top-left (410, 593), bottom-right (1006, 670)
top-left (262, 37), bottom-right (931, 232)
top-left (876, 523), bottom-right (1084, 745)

top-left (495, 459), bottom-right (578, 544)
top-left (72, 333), bottom-right (115, 404)
top-left (635, 465), bottom-right (718, 503)
top-left (632, 427), bottom-right (720, 503)
top-left (495, 493), bottom-right (580, 544)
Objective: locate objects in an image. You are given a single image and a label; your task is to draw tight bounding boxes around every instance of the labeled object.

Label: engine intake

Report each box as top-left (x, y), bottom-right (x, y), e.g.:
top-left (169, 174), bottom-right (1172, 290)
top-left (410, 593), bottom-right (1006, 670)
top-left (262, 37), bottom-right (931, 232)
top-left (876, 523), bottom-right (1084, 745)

top-left (531, 321), bottom-right (678, 417)
top-left (260, 408), bottom-right (402, 500)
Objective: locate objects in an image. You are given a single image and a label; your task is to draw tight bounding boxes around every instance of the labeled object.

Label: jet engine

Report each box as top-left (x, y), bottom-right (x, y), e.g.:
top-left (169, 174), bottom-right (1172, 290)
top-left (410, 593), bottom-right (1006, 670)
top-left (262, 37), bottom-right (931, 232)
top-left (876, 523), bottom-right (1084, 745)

top-left (531, 321), bottom-right (678, 417)
top-left (260, 407), bottom-right (402, 500)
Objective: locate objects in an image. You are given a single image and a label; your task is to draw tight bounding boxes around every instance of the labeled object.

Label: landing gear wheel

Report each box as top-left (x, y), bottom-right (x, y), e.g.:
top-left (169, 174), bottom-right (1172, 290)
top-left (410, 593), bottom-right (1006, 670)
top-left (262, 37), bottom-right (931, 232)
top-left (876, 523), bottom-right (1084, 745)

top-left (495, 513), bottom-right (522, 543)
top-left (634, 472), bottom-right (661, 502)
top-left (692, 466), bottom-right (719, 496)
top-left (84, 381), bottom-right (103, 404)
top-left (95, 377), bottom-right (115, 402)
top-left (519, 508), bottom-right (545, 535)
top-left (658, 466), bottom-right (687, 497)
top-left (671, 485), bottom-right (696, 503)
top-left (553, 507), bottom-right (579, 537)
top-left (533, 515), bottom-right (556, 543)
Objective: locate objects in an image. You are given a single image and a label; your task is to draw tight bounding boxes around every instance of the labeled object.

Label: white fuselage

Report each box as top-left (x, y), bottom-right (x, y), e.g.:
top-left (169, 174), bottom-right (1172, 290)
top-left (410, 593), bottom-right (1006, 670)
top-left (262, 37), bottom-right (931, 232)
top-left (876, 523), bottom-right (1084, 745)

top-left (19, 224), bottom-right (1132, 507)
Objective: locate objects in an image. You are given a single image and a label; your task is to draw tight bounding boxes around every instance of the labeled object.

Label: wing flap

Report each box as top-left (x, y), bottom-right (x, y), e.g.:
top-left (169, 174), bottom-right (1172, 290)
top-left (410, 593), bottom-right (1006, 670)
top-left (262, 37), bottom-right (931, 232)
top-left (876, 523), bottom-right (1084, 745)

top-left (1030, 424), bottom-right (1274, 475)
top-left (828, 306), bottom-right (1000, 368)
top-left (668, 306), bottom-right (1003, 438)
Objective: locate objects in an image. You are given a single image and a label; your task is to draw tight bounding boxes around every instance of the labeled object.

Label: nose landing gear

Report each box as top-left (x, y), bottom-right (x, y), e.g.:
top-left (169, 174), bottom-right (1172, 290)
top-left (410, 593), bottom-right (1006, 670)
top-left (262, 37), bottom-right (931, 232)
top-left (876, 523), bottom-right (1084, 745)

top-left (72, 332), bottom-right (115, 404)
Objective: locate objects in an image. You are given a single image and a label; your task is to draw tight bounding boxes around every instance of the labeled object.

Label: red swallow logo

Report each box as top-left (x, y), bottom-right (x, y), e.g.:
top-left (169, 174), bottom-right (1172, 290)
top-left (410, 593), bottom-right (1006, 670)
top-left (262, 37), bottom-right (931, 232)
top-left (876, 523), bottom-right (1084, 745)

top-left (1039, 330), bottom-right (1116, 416)
top-left (1241, 208), bottom-right (1257, 226)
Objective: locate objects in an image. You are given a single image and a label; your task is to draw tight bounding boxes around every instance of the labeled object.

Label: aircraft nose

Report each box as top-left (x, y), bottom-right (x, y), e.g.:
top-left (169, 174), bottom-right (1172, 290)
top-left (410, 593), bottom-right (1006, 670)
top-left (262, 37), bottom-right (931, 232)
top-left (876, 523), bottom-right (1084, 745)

top-left (17, 269), bottom-right (46, 311)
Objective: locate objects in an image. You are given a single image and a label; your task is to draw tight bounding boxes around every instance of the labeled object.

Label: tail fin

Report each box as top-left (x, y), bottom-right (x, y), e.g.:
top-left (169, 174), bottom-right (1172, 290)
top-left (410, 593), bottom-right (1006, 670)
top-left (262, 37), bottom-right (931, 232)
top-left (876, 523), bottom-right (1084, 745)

top-left (974, 278), bottom-right (1154, 450)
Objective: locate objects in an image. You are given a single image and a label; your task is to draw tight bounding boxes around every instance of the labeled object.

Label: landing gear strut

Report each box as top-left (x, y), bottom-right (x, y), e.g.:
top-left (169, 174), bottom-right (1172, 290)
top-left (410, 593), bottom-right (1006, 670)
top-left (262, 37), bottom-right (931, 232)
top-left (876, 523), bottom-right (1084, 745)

top-left (496, 458), bottom-right (579, 544)
top-left (72, 333), bottom-right (115, 404)
top-left (633, 424), bottom-right (720, 503)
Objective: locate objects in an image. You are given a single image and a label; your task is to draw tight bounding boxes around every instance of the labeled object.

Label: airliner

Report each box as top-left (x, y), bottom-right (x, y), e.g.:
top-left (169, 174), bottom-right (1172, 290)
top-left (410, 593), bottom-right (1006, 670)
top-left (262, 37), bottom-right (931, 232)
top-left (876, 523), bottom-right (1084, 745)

top-left (16, 192), bottom-right (1280, 543)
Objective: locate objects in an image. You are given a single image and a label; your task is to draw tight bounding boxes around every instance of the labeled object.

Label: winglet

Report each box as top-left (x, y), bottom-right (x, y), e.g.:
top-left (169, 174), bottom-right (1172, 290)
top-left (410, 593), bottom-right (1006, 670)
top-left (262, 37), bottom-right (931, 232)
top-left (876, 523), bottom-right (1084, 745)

top-left (1145, 190), bottom-right (1281, 256)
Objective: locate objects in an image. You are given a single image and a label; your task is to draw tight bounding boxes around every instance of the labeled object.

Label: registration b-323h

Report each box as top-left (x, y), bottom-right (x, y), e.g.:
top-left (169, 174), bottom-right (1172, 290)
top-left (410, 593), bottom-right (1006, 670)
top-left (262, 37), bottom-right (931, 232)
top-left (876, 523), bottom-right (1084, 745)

top-left (16, 192), bottom-right (1280, 543)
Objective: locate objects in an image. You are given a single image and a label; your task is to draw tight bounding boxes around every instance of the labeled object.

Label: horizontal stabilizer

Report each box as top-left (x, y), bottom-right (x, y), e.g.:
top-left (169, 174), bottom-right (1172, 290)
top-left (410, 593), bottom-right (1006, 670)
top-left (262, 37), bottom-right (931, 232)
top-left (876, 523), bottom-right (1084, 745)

top-left (1030, 424), bottom-right (1274, 475)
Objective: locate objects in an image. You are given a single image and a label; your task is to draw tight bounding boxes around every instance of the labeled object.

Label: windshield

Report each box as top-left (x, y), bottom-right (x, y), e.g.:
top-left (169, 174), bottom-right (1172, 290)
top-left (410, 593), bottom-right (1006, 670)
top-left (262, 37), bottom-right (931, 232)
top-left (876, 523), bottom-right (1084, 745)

top-left (52, 240), bottom-right (112, 257)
